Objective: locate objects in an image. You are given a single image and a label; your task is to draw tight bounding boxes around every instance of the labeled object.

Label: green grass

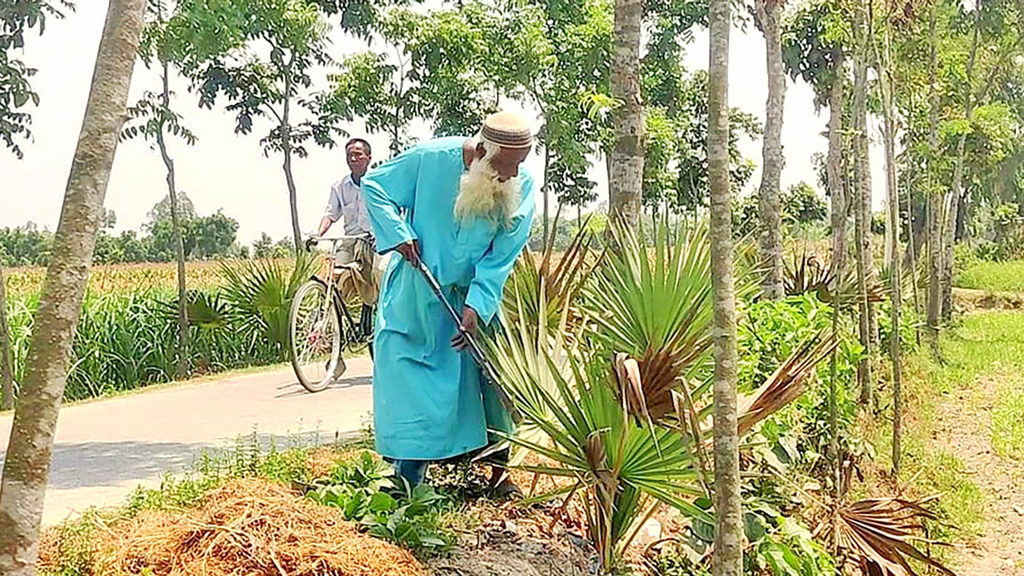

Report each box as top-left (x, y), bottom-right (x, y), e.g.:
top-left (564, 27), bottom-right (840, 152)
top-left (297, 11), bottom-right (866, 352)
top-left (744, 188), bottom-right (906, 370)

top-left (945, 312), bottom-right (1024, 460)
top-left (956, 260), bottom-right (1024, 294)
top-left (867, 310), bottom-right (1024, 552)
top-left (993, 376), bottom-right (1024, 460)
top-left (863, 352), bottom-right (986, 543)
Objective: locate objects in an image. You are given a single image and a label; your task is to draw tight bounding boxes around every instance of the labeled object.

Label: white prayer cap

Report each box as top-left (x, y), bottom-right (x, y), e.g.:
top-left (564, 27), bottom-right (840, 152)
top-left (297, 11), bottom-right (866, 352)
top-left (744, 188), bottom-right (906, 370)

top-left (480, 110), bottom-right (533, 149)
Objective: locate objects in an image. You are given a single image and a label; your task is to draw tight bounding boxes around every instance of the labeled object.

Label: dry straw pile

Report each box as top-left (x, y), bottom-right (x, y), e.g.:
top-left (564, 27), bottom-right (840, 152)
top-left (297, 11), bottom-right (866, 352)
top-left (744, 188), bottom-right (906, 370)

top-left (40, 478), bottom-right (424, 576)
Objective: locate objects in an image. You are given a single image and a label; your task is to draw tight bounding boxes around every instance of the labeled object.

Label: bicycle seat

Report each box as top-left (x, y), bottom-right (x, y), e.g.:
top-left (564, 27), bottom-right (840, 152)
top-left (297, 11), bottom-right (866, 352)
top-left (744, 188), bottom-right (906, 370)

top-left (333, 262), bottom-right (363, 274)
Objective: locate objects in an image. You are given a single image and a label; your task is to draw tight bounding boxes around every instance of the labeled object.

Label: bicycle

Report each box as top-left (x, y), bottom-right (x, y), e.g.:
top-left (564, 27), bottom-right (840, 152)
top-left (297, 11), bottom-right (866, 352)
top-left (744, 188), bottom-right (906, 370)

top-left (288, 235), bottom-right (376, 393)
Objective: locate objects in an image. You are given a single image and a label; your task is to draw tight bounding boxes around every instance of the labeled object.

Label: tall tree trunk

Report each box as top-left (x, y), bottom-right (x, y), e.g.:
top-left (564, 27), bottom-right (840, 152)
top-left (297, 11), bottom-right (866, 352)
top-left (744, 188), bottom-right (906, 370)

top-left (608, 0), bottom-right (644, 229)
top-left (886, 116), bottom-right (904, 477)
top-left (941, 1), bottom-right (980, 321)
top-left (827, 57), bottom-right (847, 280)
top-left (0, 267), bottom-right (14, 411)
top-left (157, 58), bottom-right (188, 381)
top-left (708, 0), bottom-right (742, 573)
top-left (926, 4), bottom-right (942, 347)
top-left (754, 0), bottom-right (786, 300)
top-left (826, 56), bottom-right (846, 499)
top-left (0, 1), bottom-right (144, 572)
top-left (876, 31), bottom-right (904, 475)
top-left (852, 3), bottom-right (875, 407)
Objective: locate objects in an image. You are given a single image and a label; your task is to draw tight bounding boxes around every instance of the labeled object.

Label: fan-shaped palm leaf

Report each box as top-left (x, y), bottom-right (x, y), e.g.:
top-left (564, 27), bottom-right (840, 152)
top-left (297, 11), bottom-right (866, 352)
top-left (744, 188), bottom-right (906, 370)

top-left (585, 222), bottom-right (756, 420)
top-left (785, 251), bottom-right (885, 308)
top-left (494, 345), bottom-right (708, 572)
top-left (503, 215), bottom-right (596, 337)
top-left (218, 255), bottom-right (317, 357)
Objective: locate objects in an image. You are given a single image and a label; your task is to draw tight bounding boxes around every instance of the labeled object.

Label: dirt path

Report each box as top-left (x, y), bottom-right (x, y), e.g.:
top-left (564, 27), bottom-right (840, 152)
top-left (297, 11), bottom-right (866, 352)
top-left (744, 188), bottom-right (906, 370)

top-left (0, 359), bottom-right (374, 526)
top-left (936, 374), bottom-right (1024, 574)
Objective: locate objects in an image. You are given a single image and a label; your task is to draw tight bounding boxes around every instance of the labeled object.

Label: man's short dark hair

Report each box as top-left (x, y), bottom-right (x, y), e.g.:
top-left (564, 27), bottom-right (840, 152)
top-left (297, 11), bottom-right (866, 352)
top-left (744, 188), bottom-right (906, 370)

top-left (345, 138), bottom-right (371, 155)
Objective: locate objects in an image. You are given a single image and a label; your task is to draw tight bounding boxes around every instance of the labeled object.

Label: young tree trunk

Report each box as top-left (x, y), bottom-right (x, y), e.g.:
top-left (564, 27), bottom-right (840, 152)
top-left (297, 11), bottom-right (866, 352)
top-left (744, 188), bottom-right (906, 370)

top-left (941, 137), bottom-right (965, 320)
top-left (708, 0), bottom-right (742, 572)
top-left (543, 145), bottom-right (551, 251)
top-left (0, 267), bottom-right (14, 410)
top-left (608, 0), bottom-right (644, 230)
top-left (282, 68), bottom-right (302, 253)
top-left (852, 6), bottom-right (875, 407)
top-left (0, 1), bottom-right (145, 572)
top-left (754, 0), bottom-right (786, 300)
top-left (157, 59), bottom-right (188, 381)
top-left (827, 57), bottom-right (847, 280)
top-left (926, 5), bottom-right (942, 347)
top-left (941, 1), bottom-right (980, 321)
top-left (906, 188), bottom-right (921, 320)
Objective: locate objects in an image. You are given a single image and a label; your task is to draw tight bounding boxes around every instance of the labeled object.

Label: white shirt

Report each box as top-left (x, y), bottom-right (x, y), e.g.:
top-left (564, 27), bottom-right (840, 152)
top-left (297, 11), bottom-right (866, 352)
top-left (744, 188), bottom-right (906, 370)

top-left (324, 174), bottom-right (373, 236)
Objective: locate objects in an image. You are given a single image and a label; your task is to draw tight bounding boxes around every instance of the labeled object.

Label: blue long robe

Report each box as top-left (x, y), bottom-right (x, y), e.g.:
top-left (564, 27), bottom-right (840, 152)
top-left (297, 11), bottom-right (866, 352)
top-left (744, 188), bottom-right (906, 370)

top-left (361, 136), bottom-right (536, 461)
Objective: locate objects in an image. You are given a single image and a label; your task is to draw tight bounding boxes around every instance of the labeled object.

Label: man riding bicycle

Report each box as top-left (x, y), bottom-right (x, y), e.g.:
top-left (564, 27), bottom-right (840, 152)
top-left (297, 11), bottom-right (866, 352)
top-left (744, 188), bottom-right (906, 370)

top-left (313, 138), bottom-right (378, 337)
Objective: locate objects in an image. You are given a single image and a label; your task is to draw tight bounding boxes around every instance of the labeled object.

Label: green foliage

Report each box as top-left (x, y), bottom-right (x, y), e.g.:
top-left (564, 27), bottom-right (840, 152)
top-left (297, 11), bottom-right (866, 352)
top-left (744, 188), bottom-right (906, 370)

top-left (746, 516), bottom-right (836, 576)
top-left (307, 451), bottom-right (392, 520)
top-left (37, 516), bottom-right (95, 576)
top-left (360, 482), bottom-right (453, 557)
top-left (177, 0), bottom-right (341, 153)
top-left (641, 71), bottom-right (761, 213)
top-left (2, 194), bottom-right (240, 266)
top-left (0, 223), bottom-right (53, 266)
top-left (3, 278), bottom-right (296, 400)
top-left (781, 182), bottom-right (828, 225)
top-left (781, 0), bottom-right (848, 105)
top-left (739, 296), bottom-right (834, 390)
top-left (125, 434), bottom-right (321, 515)
top-left (307, 451), bottom-right (454, 558)
top-left (149, 209), bottom-right (239, 261)
top-left (0, 0), bottom-right (74, 158)
top-left (739, 296), bottom-right (864, 477)
top-left (646, 514), bottom-right (834, 576)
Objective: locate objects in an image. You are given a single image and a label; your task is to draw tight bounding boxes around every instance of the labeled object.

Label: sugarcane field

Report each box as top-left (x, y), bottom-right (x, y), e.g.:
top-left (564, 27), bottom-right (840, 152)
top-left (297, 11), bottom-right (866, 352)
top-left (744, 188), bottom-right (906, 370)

top-left (2, 0), bottom-right (1024, 574)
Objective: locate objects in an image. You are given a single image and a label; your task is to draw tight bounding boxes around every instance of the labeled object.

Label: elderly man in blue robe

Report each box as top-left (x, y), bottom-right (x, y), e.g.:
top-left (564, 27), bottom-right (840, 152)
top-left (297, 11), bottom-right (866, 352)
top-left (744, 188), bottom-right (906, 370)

top-left (361, 111), bottom-right (536, 493)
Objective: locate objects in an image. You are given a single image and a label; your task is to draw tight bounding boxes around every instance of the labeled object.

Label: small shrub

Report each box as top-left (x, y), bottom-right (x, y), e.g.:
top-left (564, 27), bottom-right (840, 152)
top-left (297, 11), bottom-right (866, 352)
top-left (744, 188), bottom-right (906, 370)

top-left (307, 451), bottom-right (454, 558)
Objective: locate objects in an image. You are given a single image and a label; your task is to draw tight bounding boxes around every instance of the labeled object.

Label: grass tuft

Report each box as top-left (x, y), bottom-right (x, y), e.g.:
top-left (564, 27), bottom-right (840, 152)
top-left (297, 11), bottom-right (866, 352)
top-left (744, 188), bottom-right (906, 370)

top-left (956, 260), bottom-right (1024, 294)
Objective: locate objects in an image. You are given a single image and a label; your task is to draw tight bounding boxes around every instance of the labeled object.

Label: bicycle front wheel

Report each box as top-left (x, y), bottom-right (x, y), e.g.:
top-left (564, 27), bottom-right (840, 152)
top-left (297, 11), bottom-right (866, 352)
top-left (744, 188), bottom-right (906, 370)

top-left (289, 280), bottom-right (343, 393)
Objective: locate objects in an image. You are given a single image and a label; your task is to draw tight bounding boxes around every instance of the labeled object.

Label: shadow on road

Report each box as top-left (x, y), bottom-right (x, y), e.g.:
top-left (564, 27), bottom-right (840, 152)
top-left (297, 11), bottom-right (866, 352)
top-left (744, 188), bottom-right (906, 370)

top-left (1, 429), bottom-right (362, 492)
top-left (274, 374), bottom-right (372, 399)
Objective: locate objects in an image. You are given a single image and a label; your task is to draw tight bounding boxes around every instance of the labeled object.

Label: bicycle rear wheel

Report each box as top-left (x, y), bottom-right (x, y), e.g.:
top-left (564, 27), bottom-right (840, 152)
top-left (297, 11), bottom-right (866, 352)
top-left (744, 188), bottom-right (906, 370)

top-left (289, 280), bottom-right (343, 393)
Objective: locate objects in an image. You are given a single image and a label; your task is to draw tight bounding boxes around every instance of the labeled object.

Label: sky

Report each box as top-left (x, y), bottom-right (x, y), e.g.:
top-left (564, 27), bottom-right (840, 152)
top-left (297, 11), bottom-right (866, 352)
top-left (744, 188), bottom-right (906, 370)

top-left (0, 1), bottom-right (889, 245)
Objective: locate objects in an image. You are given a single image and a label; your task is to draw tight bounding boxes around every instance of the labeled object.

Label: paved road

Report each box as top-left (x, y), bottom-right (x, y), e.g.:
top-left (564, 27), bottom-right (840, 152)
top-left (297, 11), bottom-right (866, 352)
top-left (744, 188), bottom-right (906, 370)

top-left (0, 358), bottom-right (374, 526)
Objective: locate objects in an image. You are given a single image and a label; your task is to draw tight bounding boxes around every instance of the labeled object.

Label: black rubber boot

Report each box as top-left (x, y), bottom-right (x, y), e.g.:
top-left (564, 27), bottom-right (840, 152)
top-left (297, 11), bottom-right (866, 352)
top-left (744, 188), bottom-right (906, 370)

top-left (359, 304), bottom-right (374, 338)
top-left (484, 448), bottom-right (522, 500)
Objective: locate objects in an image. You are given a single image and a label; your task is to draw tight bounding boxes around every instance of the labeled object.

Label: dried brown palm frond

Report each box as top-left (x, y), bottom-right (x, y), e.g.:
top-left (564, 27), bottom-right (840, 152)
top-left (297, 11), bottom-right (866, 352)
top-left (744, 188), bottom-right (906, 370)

top-left (819, 496), bottom-right (956, 576)
top-left (736, 329), bottom-right (839, 435)
top-left (785, 251), bottom-right (885, 308)
top-left (686, 330), bottom-right (838, 437)
top-left (503, 213), bottom-right (597, 337)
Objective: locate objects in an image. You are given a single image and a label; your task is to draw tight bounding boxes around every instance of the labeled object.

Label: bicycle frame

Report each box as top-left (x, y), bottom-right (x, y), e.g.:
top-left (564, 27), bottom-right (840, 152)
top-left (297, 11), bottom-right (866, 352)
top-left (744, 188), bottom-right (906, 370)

top-left (306, 235), bottom-right (372, 346)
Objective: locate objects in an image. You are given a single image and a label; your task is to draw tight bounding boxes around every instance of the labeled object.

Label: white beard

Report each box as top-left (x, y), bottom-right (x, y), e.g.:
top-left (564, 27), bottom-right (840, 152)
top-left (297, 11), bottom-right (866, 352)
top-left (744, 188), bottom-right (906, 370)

top-left (454, 158), bottom-right (520, 226)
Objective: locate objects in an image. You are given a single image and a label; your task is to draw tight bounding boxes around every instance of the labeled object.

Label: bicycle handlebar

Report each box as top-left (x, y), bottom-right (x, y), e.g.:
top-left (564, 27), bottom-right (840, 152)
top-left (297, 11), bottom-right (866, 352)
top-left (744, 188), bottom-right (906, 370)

top-left (304, 234), bottom-right (373, 253)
